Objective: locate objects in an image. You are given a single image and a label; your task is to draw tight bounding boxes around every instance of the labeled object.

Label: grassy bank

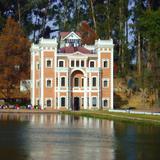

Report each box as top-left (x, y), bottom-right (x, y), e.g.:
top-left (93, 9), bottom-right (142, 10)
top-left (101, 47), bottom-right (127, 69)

top-left (60, 110), bottom-right (160, 126)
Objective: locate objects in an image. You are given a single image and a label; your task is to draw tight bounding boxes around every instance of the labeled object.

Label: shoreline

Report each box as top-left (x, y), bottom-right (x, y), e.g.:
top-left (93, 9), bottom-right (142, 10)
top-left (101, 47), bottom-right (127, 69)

top-left (1, 109), bottom-right (160, 126)
top-left (0, 109), bottom-right (60, 114)
top-left (60, 110), bottom-right (160, 126)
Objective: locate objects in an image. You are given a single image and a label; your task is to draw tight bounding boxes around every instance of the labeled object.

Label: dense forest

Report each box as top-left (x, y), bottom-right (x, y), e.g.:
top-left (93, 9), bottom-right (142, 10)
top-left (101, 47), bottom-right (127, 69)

top-left (0, 0), bottom-right (160, 107)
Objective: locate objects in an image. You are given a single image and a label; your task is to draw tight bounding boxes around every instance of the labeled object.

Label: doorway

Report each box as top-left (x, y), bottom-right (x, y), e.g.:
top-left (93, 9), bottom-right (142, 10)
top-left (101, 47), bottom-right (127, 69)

top-left (73, 97), bottom-right (80, 110)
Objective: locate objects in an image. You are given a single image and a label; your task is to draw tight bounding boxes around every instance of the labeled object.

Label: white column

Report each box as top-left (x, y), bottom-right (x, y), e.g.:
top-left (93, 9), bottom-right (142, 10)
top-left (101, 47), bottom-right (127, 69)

top-left (58, 71), bottom-right (60, 109)
top-left (40, 49), bottom-right (44, 109)
top-left (111, 47), bottom-right (114, 109)
top-left (66, 70), bottom-right (69, 109)
top-left (68, 70), bottom-right (71, 109)
top-left (54, 47), bottom-right (57, 109)
top-left (84, 72), bottom-right (87, 109)
top-left (31, 52), bottom-right (35, 106)
top-left (97, 70), bottom-right (100, 109)
top-left (97, 48), bottom-right (101, 109)
top-left (89, 72), bottom-right (92, 109)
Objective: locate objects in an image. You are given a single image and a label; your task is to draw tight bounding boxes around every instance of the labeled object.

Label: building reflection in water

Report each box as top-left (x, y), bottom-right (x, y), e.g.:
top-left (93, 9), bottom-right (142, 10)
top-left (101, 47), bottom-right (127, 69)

top-left (0, 113), bottom-right (115, 160)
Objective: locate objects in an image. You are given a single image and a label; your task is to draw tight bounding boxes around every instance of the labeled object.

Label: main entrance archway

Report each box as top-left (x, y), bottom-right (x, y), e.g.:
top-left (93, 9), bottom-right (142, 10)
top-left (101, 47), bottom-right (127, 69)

top-left (71, 70), bottom-right (84, 111)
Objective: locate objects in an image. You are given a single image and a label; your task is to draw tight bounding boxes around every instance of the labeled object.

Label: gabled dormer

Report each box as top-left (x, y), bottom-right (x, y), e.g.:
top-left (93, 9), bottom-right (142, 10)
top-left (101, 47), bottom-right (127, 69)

top-left (60, 31), bottom-right (81, 48)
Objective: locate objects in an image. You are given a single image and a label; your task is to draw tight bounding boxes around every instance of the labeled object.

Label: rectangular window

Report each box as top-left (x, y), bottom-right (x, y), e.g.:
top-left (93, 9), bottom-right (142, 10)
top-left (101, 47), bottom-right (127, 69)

top-left (71, 60), bottom-right (74, 67)
top-left (56, 78), bottom-right (58, 87)
top-left (104, 80), bottom-right (108, 87)
top-left (46, 59), bottom-right (52, 68)
top-left (103, 59), bottom-right (109, 68)
top-left (36, 80), bottom-right (40, 88)
top-left (103, 60), bottom-right (108, 68)
top-left (82, 98), bottom-right (84, 106)
top-left (90, 61), bottom-right (95, 67)
top-left (103, 99), bottom-right (108, 107)
top-left (61, 77), bottom-right (65, 87)
top-left (36, 62), bottom-right (40, 70)
top-left (59, 61), bottom-right (64, 67)
top-left (74, 78), bottom-right (79, 87)
top-left (81, 60), bottom-right (84, 67)
top-left (87, 97), bottom-right (89, 106)
top-left (61, 97), bottom-right (65, 107)
top-left (56, 98), bottom-right (58, 106)
top-left (82, 78), bottom-right (84, 87)
top-left (92, 97), bottom-right (97, 107)
top-left (76, 60), bottom-right (79, 67)
top-left (92, 77), bottom-right (96, 87)
top-left (46, 79), bottom-right (52, 87)
top-left (46, 99), bottom-right (51, 107)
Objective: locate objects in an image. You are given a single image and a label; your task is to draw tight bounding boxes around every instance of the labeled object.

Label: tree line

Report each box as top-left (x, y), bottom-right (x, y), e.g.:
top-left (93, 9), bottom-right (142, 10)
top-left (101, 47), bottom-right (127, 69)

top-left (0, 0), bottom-right (160, 105)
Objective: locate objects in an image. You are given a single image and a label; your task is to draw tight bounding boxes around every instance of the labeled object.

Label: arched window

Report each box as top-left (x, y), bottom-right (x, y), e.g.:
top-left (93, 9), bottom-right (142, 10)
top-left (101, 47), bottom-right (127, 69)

top-left (61, 77), bottom-right (65, 86)
top-left (74, 78), bottom-right (79, 87)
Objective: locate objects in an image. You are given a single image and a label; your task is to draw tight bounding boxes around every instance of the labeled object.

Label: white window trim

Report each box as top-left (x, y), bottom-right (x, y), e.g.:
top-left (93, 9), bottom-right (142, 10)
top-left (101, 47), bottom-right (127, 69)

top-left (102, 59), bottom-right (109, 68)
top-left (102, 98), bottom-right (109, 108)
top-left (89, 60), bottom-right (96, 68)
top-left (103, 78), bottom-right (109, 88)
top-left (60, 76), bottom-right (66, 87)
top-left (45, 58), bottom-right (53, 68)
top-left (92, 96), bottom-right (97, 107)
top-left (92, 76), bottom-right (97, 87)
top-left (36, 80), bottom-right (40, 88)
top-left (70, 60), bottom-right (75, 67)
top-left (45, 98), bottom-right (52, 107)
top-left (58, 59), bottom-right (65, 67)
top-left (75, 60), bottom-right (80, 67)
top-left (60, 96), bottom-right (66, 107)
top-left (46, 78), bottom-right (53, 88)
top-left (80, 60), bottom-right (85, 67)
top-left (74, 77), bottom-right (79, 87)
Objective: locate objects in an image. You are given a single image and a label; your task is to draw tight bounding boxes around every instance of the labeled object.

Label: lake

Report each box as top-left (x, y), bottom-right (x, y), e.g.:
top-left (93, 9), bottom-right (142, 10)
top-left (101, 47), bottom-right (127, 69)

top-left (0, 113), bottom-right (159, 160)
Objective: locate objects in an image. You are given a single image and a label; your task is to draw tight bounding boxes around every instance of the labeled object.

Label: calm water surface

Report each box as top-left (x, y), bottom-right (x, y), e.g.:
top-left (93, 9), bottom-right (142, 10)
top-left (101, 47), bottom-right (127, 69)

top-left (0, 113), bottom-right (159, 160)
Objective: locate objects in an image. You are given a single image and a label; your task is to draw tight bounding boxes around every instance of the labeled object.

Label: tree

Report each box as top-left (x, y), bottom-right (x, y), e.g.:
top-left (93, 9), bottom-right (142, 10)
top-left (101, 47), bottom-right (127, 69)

top-left (0, 17), bottom-right (30, 98)
top-left (79, 21), bottom-right (97, 45)
top-left (138, 10), bottom-right (160, 105)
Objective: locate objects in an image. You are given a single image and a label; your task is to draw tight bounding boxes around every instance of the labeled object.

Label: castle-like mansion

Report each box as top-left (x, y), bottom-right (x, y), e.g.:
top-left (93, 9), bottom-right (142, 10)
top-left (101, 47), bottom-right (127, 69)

top-left (30, 32), bottom-right (113, 110)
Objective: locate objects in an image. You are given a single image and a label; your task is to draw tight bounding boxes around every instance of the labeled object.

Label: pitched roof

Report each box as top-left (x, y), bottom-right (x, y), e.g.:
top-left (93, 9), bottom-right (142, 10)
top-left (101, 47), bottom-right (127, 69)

top-left (60, 32), bottom-right (81, 39)
top-left (59, 46), bottom-right (92, 54)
